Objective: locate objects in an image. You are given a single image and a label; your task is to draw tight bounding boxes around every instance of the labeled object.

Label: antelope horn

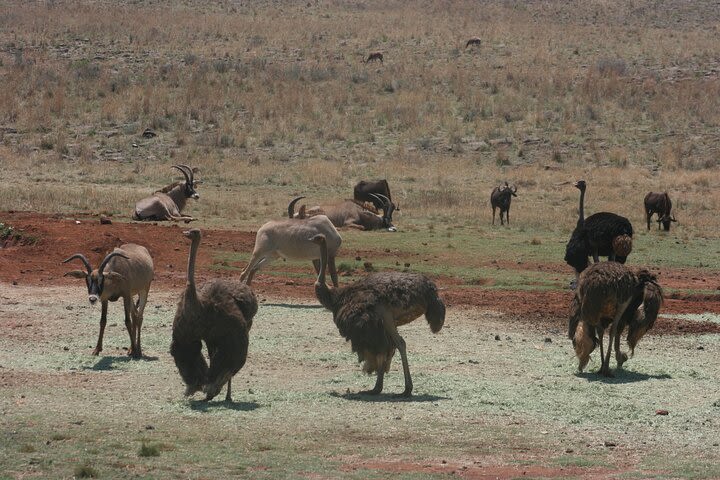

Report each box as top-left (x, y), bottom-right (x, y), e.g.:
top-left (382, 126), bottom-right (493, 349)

top-left (98, 251), bottom-right (130, 277)
top-left (178, 164), bottom-right (195, 183)
top-left (171, 165), bottom-right (191, 185)
top-left (287, 196), bottom-right (306, 218)
top-left (62, 253), bottom-right (92, 274)
top-left (370, 193), bottom-right (391, 206)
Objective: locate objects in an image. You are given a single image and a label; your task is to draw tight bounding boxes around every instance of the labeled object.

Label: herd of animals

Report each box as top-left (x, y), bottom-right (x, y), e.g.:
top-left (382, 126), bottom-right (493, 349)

top-left (61, 164), bottom-right (677, 401)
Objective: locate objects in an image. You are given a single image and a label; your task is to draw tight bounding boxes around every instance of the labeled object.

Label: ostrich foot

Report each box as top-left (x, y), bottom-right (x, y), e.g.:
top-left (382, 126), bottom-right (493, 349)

top-left (397, 388), bottom-right (412, 398)
top-left (91, 348), bottom-right (101, 356)
top-left (359, 387), bottom-right (382, 395)
top-left (599, 366), bottom-right (614, 378)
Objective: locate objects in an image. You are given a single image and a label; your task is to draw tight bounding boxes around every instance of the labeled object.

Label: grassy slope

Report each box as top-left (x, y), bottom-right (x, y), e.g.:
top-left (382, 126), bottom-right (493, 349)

top-left (0, 286), bottom-right (718, 479)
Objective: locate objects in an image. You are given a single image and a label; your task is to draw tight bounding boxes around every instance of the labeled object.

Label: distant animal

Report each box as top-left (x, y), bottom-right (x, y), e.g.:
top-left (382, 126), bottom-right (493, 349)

top-left (239, 211), bottom-right (342, 287)
top-left (171, 229), bottom-right (258, 402)
top-left (465, 37), bottom-right (482, 48)
top-left (353, 179), bottom-right (399, 213)
top-left (365, 52), bottom-right (383, 63)
top-left (570, 262), bottom-right (658, 376)
top-left (490, 182), bottom-right (517, 226)
top-left (133, 165), bottom-right (200, 222)
top-left (311, 233), bottom-right (445, 396)
top-left (564, 180), bottom-right (633, 286)
top-left (304, 194), bottom-right (397, 231)
top-left (569, 275), bottom-right (663, 369)
top-left (644, 192), bottom-right (676, 231)
top-left (63, 245), bottom-right (154, 358)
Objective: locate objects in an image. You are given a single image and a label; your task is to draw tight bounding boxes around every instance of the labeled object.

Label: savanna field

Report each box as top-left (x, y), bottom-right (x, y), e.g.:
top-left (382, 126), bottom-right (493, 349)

top-left (0, 1), bottom-right (719, 478)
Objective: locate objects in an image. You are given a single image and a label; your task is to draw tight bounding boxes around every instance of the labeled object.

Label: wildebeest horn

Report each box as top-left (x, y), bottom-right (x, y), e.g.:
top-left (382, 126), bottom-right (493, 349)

top-left (171, 165), bottom-right (191, 184)
top-left (98, 251), bottom-right (130, 277)
top-left (288, 196), bottom-right (306, 218)
top-left (62, 253), bottom-right (92, 274)
top-left (511, 184), bottom-right (517, 193)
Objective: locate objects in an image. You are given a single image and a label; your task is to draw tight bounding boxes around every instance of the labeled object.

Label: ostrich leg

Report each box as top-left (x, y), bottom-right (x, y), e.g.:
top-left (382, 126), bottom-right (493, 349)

top-left (361, 370), bottom-right (384, 395)
top-left (596, 326), bottom-right (608, 376)
top-left (225, 378), bottom-right (232, 402)
top-left (382, 311), bottom-right (413, 397)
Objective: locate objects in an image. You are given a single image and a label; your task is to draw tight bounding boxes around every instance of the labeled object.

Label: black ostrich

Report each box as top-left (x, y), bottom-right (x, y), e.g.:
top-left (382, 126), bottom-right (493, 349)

top-left (170, 229), bottom-right (258, 402)
top-left (564, 180), bottom-right (633, 287)
top-left (311, 234), bottom-right (445, 397)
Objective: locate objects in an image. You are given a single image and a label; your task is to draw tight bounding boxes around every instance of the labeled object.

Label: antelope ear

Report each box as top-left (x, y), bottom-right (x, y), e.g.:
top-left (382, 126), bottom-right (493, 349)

top-left (103, 272), bottom-right (125, 282)
top-left (64, 270), bottom-right (87, 279)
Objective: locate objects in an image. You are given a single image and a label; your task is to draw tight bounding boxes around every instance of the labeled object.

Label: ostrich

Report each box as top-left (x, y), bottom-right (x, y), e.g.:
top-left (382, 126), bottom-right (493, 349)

top-left (564, 180), bottom-right (633, 287)
top-left (568, 275), bottom-right (663, 370)
top-left (570, 262), bottom-right (658, 376)
top-left (170, 229), bottom-right (258, 402)
top-left (311, 234), bottom-right (445, 397)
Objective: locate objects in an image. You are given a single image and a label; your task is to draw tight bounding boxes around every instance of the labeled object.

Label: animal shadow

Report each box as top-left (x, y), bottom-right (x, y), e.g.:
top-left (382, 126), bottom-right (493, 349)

top-left (189, 399), bottom-right (261, 412)
top-left (86, 354), bottom-right (159, 371)
top-left (577, 369), bottom-right (671, 384)
top-left (263, 302), bottom-right (323, 309)
top-left (330, 391), bottom-right (450, 403)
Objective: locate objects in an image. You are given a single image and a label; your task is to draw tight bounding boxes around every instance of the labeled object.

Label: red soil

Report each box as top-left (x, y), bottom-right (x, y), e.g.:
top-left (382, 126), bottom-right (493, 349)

top-left (1, 212), bottom-right (718, 335)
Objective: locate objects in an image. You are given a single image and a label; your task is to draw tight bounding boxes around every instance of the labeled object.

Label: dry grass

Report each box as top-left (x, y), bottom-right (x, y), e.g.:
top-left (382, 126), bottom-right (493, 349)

top-left (0, 0), bottom-right (719, 235)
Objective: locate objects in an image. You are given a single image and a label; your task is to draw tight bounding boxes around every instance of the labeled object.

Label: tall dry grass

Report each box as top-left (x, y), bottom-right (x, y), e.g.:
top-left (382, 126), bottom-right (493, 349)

top-left (0, 0), bottom-right (718, 235)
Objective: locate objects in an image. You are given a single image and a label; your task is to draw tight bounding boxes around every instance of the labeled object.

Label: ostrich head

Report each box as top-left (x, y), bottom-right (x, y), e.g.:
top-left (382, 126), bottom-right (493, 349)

top-left (573, 180), bottom-right (586, 192)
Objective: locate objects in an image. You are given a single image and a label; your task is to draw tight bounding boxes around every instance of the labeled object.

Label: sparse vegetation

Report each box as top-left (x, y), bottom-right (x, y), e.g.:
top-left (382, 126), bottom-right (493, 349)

top-left (138, 442), bottom-right (160, 458)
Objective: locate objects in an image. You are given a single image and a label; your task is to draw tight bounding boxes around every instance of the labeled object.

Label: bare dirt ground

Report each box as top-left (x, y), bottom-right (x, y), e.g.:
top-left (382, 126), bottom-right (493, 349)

top-left (2, 212), bottom-right (719, 336)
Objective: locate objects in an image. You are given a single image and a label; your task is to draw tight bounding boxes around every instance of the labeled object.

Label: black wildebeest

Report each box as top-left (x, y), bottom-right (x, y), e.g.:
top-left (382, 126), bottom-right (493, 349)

top-left (644, 192), bottom-right (676, 231)
top-left (490, 182), bottom-right (517, 225)
top-left (365, 52), bottom-right (383, 63)
top-left (353, 179), bottom-right (399, 213)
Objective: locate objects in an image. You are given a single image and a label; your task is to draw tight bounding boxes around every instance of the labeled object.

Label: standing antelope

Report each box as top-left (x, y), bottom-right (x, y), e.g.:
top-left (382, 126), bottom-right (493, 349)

top-left (63, 245), bottom-right (154, 358)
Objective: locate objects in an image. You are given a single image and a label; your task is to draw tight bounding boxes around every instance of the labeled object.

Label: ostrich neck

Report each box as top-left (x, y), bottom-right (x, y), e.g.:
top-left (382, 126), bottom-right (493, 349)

top-left (185, 236), bottom-right (200, 302)
top-left (577, 188), bottom-right (585, 227)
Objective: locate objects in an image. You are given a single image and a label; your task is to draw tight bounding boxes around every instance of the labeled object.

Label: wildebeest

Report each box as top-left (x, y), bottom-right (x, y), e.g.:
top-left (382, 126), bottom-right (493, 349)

top-left (644, 192), bottom-right (676, 231)
top-left (465, 37), bottom-right (482, 48)
top-left (353, 179), bottom-right (399, 213)
top-left (490, 182), bottom-right (517, 225)
top-left (365, 52), bottom-right (383, 63)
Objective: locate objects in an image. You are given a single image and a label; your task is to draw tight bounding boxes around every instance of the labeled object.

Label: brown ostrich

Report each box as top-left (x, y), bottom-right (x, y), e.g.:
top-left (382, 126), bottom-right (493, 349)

top-left (570, 262), bottom-right (658, 376)
top-left (311, 234), bottom-right (445, 396)
top-left (170, 229), bottom-right (258, 402)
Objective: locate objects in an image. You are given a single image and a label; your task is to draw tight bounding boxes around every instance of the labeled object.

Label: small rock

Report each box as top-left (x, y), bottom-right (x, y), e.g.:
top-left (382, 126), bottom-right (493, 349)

top-left (565, 448), bottom-right (574, 453)
top-left (697, 346), bottom-right (704, 350)
top-left (656, 409), bottom-right (669, 416)
top-left (63, 346), bottom-right (69, 351)
top-left (142, 128), bottom-right (156, 138)
top-left (494, 335), bottom-right (501, 341)
top-left (544, 337), bottom-right (552, 343)
top-left (355, 256), bottom-right (361, 261)
top-left (404, 263), bottom-right (410, 268)
top-left (65, 306), bottom-right (73, 310)
top-left (99, 216), bottom-right (112, 225)
top-left (145, 425), bottom-right (154, 430)
top-left (604, 441), bottom-right (617, 447)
